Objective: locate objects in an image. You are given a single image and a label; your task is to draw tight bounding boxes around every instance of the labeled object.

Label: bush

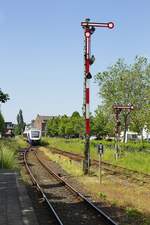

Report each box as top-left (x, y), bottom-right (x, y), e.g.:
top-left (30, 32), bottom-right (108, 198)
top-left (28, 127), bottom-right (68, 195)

top-left (91, 140), bottom-right (150, 152)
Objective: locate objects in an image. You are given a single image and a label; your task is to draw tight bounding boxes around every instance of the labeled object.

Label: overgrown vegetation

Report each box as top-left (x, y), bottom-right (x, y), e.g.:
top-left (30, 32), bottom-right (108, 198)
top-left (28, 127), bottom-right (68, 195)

top-left (41, 147), bottom-right (83, 177)
top-left (91, 139), bottom-right (150, 152)
top-left (0, 137), bottom-right (27, 169)
top-left (42, 137), bottom-right (150, 174)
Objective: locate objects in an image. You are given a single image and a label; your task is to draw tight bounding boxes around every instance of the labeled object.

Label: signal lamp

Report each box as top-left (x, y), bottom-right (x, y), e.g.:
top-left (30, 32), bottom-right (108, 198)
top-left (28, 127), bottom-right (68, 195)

top-left (85, 31), bottom-right (91, 38)
top-left (107, 22), bottom-right (114, 29)
top-left (89, 55), bottom-right (95, 65)
top-left (86, 72), bottom-right (92, 79)
top-left (130, 105), bottom-right (134, 110)
top-left (128, 103), bottom-right (134, 110)
top-left (90, 26), bottom-right (95, 34)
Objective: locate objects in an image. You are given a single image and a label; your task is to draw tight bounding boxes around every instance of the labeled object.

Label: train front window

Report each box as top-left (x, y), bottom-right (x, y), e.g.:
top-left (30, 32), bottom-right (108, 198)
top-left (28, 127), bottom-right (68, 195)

top-left (31, 131), bottom-right (40, 138)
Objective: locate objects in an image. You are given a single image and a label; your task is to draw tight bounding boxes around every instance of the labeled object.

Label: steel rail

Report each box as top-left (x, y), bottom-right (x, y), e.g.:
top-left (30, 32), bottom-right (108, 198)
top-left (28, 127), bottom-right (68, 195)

top-left (50, 147), bottom-right (150, 178)
top-left (34, 149), bottom-right (118, 225)
top-left (23, 147), bottom-right (64, 225)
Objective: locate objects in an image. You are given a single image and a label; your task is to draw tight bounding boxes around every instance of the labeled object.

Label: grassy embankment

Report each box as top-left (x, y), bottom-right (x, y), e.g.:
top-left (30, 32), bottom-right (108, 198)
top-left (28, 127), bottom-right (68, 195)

top-left (0, 136), bottom-right (27, 169)
top-left (42, 137), bottom-right (150, 174)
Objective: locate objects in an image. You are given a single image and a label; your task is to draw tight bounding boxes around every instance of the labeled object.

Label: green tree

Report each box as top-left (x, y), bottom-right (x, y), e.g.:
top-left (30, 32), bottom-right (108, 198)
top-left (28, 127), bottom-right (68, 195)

top-left (65, 122), bottom-right (74, 137)
top-left (0, 89), bottom-right (9, 103)
top-left (93, 106), bottom-right (114, 138)
top-left (46, 117), bottom-right (60, 136)
top-left (46, 119), bottom-right (53, 136)
top-left (70, 111), bottom-right (84, 137)
top-left (0, 112), bottom-right (5, 134)
top-left (95, 56), bottom-right (150, 140)
top-left (58, 115), bottom-right (68, 137)
top-left (15, 109), bottom-right (25, 135)
top-left (0, 89), bottom-right (9, 134)
top-left (46, 112), bottom-right (84, 138)
top-left (71, 111), bottom-right (81, 118)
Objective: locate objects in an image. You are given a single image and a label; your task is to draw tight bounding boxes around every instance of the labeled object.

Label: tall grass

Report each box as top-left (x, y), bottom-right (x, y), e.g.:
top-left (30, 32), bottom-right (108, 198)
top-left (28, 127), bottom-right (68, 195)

top-left (42, 137), bottom-right (150, 174)
top-left (41, 147), bottom-right (83, 176)
top-left (92, 139), bottom-right (150, 152)
top-left (42, 137), bottom-right (85, 155)
top-left (0, 137), bottom-right (28, 169)
top-left (0, 144), bottom-right (17, 169)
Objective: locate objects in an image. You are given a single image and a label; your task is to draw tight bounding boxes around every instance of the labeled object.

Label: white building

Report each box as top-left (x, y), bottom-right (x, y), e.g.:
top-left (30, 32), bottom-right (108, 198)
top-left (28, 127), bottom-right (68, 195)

top-left (142, 126), bottom-right (150, 141)
top-left (120, 131), bottom-right (139, 143)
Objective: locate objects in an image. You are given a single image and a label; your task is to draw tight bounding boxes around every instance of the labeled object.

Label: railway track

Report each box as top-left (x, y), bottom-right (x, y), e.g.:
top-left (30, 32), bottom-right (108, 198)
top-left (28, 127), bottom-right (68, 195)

top-left (24, 147), bottom-right (118, 225)
top-left (48, 147), bottom-right (150, 184)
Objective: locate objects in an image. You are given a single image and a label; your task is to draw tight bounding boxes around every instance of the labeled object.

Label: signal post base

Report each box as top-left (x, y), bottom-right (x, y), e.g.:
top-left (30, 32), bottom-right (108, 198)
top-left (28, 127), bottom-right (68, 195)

top-left (83, 136), bottom-right (91, 175)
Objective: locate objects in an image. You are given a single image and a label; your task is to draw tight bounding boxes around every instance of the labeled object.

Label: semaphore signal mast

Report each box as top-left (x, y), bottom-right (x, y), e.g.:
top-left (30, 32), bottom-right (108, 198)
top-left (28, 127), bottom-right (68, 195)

top-left (81, 18), bottom-right (115, 174)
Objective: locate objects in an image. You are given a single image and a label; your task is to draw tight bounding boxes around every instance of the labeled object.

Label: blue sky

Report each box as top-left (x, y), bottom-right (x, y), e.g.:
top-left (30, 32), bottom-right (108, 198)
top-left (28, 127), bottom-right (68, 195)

top-left (1, 0), bottom-right (150, 123)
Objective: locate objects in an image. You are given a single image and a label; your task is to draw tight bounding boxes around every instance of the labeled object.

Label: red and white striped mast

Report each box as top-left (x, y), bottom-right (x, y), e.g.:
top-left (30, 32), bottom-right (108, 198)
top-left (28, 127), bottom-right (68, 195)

top-left (81, 18), bottom-right (114, 174)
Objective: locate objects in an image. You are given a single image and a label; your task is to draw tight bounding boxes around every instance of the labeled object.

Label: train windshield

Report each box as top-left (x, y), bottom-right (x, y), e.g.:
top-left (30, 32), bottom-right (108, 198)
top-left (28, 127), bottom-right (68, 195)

top-left (31, 131), bottom-right (40, 138)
